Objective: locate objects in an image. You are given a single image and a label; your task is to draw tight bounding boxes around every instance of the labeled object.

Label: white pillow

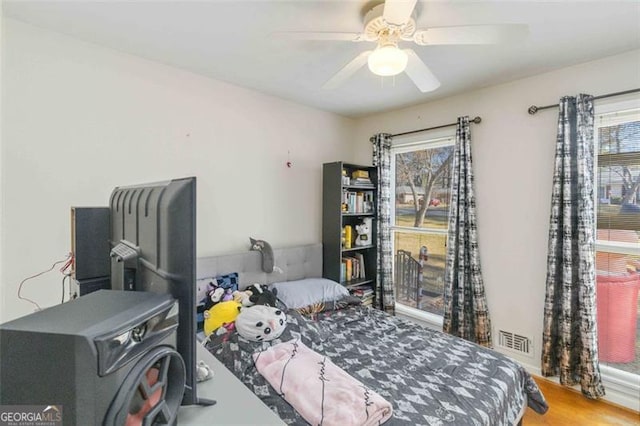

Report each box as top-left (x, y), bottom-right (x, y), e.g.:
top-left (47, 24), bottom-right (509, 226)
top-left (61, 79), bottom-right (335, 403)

top-left (269, 278), bottom-right (349, 309)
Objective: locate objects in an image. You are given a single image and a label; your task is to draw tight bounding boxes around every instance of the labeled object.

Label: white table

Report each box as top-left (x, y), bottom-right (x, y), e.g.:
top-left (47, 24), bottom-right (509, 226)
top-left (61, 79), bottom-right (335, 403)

top-left (178, 344), bottom-right (286, 425)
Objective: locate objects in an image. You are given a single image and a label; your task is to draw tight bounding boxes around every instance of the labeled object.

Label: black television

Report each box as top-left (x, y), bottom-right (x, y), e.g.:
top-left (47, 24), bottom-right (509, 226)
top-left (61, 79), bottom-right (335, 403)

top-left (109, 176), bottom-right (205, 406)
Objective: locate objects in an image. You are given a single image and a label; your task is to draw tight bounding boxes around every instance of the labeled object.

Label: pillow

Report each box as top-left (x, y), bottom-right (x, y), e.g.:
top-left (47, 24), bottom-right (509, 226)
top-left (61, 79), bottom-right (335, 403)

top-left (269, 278), bottom-right (349, 309)
top-left (196, 272), bottom-right (240, 332)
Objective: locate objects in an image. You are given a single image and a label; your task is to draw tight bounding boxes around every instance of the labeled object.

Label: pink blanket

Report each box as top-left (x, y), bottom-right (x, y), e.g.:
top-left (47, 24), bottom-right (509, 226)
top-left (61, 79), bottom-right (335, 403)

top-left (253, 340), bottom-right (393, 426)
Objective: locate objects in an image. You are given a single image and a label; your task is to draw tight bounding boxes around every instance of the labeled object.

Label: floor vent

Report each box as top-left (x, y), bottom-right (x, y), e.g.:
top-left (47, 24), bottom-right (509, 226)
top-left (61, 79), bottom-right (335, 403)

top-left (497, 330), bottom-right (532, 356)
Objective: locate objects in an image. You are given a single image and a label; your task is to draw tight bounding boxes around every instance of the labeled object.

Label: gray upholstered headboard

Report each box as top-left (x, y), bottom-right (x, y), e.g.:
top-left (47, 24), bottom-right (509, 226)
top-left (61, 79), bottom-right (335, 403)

top-left (196, 243), bottom-right (323, 299)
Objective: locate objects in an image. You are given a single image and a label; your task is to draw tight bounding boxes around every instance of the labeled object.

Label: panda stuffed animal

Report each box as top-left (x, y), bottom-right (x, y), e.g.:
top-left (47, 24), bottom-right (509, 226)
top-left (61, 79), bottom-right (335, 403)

top-left (245, 284), bottom-right (278, 307)
top-left (235, 305), bottom-right (287, 342)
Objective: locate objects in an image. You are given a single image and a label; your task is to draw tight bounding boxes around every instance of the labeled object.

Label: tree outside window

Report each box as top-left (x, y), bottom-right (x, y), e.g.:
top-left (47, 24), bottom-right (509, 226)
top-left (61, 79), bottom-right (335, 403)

top-left (392, 139), bottom-right (454, 316)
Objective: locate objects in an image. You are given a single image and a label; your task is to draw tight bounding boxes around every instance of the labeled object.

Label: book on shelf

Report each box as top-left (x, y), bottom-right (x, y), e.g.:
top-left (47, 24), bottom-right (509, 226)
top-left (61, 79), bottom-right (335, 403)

top-left (351, 170), bottom-right (372, 186)
top-left (343, 225), bottom-right (352, 249)
top-left (351, 286), bottom-right (375, 305)
top-left (350, 286), bottom-right (373, 298)
top-left (361, 296), bottom-right (374, 306)
top-left (350, 169), bottom-right (372, 186)
top-left (341, 254), bottom-right (366, 281)
top-left (344, 258), bottom-right (353, 282)
top-left (342, 190), bottom-right (374, 214)
top-left (342, 257), bottom-right (354, 282)
top-left (352, 178), bottom-right (372, 186)
top-left (356, 193), bottom-right (364, 212)
top-left (351, 289), bottom-right (373, 299)
top-left (355, 252), bottom-right (366, 279)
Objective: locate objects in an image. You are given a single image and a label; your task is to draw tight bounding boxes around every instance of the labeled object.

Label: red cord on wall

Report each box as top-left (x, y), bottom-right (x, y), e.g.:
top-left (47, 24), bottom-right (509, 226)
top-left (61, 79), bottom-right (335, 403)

top-left (17, 253), bottom-right (72, 311)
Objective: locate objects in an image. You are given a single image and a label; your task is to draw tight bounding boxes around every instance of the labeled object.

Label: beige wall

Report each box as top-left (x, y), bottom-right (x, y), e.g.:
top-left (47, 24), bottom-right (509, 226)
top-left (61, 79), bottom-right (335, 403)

top-left (1, 18), bottom-right (354, 322)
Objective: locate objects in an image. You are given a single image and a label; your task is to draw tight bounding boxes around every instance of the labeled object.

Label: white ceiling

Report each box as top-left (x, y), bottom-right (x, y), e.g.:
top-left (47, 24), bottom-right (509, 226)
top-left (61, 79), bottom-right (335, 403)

top-left (3, 1), bottom-right (640, 118)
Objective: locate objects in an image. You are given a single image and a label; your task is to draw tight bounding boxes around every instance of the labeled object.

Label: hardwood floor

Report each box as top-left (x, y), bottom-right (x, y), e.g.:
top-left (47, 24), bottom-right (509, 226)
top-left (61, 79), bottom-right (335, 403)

top-left (523, 376), bottom-right (640, 425)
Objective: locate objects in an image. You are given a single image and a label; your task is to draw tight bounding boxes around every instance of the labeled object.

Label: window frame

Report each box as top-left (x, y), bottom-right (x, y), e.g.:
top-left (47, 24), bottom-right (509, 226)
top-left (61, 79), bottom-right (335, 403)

top-left (593, 98), bottom-right (640, 383)
top-left (594, 99), bottom-right (640, 258)
top-left (390, 132), bottom-right (456, 324)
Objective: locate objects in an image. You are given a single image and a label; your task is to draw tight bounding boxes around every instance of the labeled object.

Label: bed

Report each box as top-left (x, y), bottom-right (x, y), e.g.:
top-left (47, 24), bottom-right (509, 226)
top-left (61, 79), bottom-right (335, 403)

top-left (196, 243), bottom-right (548, 425)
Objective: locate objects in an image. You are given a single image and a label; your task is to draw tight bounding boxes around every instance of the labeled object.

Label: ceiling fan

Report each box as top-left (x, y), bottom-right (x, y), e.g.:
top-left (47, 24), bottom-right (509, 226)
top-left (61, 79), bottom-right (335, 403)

top-left (275, 0), bottom-right (528, 92)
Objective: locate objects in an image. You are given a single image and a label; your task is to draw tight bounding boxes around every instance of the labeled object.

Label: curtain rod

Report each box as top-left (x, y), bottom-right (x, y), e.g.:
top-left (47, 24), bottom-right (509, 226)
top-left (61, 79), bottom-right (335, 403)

top-left (391, 116), bottom-right (482, 138)
top-left (527, 88), bottom-right (640, 115)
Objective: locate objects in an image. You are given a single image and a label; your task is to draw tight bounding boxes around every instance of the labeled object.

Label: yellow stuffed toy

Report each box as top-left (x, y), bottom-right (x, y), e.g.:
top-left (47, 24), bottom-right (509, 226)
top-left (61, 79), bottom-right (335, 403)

top-left (203, 300), bottom-right (241, 336)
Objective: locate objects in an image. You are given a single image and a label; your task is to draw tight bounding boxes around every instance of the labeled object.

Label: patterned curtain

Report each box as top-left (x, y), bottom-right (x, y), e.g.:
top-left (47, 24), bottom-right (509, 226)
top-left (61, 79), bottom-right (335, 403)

top-left (371, 133), bottom-right (395, 314)
top-left (541, 94), bottom-right (605, 399)
top-left (443, 116), bottom-right (493, 348)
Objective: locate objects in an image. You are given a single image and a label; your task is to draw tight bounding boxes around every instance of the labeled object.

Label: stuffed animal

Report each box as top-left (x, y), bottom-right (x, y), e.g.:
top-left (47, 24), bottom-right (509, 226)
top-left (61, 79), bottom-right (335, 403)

top-left (232, 289), bottom-right (253, 306)
top-left (235, 305), bottom-right (287, 342)
top-left (209, 287), bottom-right (225, 303)
top-left (355, 219), bottom-right (372, 246)
top-left (250, 238), bottom-right (278, 273)
top-left (245, 283), bottom-right (278, 307)
top-left (221, 288), bottom-right (234, 302)
top-left (203, 300), bottom-right (241, 336)
top-left (196, 278), bottom-right (217, 305)
top-left (203, 287), bottom-right (234, 310)
top-left (196, 360), bottom-right (214, 382)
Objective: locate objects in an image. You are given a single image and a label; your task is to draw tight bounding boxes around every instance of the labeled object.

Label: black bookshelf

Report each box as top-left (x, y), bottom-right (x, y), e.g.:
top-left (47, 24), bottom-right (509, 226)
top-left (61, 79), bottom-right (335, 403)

top-left (322, 162), bottom-right (378, 306)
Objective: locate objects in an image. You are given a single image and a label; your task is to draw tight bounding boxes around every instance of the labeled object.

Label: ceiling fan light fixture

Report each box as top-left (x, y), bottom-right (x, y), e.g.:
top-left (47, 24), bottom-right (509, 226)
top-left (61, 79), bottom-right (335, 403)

top-left (367, 44), bottom-right (408, 77)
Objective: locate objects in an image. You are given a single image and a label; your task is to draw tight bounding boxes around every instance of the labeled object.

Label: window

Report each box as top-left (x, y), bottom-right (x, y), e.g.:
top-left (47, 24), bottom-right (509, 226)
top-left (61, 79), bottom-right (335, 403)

top-left (594, 103), bottom-right (640, 377)
top-left (391, 136), bottom-right (454, 318)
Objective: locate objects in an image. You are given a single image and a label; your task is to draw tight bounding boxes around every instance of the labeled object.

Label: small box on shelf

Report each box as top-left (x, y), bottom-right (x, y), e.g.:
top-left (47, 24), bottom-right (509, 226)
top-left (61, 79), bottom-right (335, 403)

top-left (351, 169), bottom-right (372, 186)
top-left (351, 170), bottom-right (369, 180)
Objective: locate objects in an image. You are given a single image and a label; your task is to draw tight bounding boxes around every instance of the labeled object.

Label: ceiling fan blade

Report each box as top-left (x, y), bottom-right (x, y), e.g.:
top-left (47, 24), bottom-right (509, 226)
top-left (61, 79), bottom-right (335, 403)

top-left (413, 24), bottom-right (528, 45)
top-left (323, 51), bottom-right (372, 90)
top-left (403, 49), bottom-right (440, 93)
top-left (270, 31), bottom-right (366, 42)
top-left (383, 0), bottom-right (418, 26)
